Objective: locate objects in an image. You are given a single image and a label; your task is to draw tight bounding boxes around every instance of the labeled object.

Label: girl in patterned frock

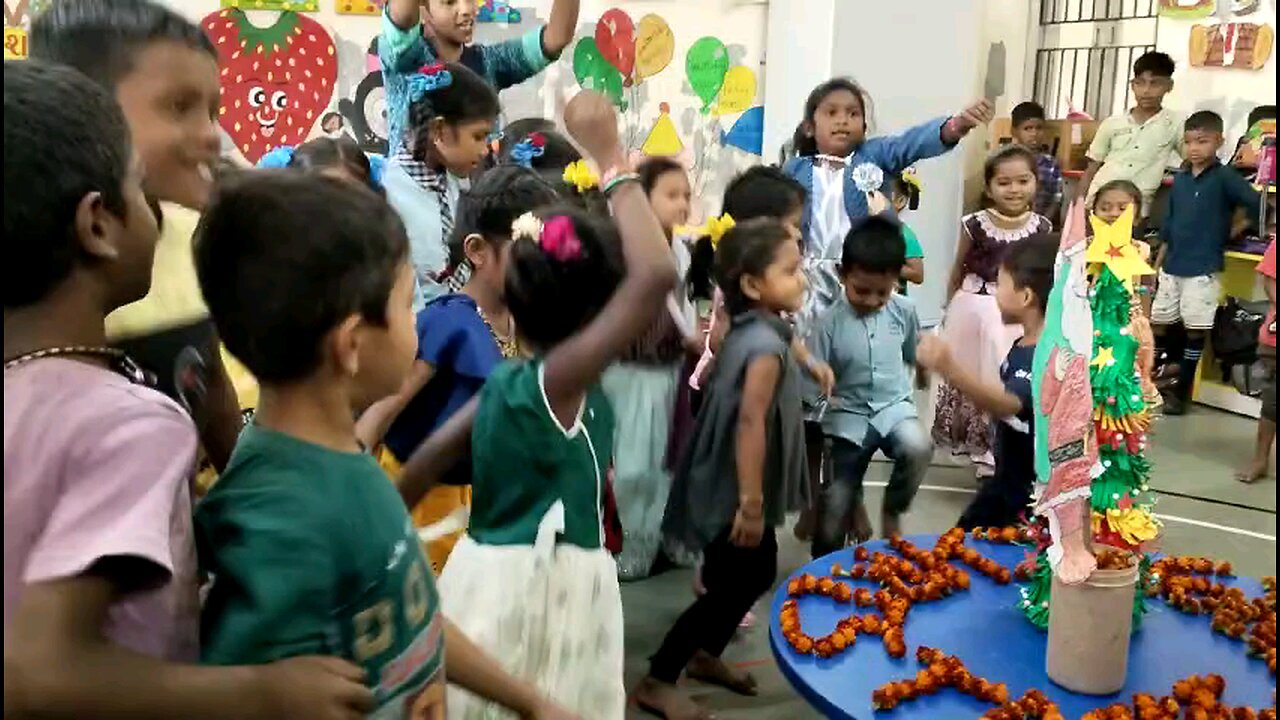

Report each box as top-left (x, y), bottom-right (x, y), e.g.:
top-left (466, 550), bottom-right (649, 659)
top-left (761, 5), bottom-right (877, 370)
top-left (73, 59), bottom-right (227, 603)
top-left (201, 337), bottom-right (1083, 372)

top-left (603, 156), bottom-right (700, 580)
top-left (356, 165), bottom-right (551, 572)
top-left (395, 91), bottom-right (678, 719)
top-left (933, 145), bottom-right (1052, 478)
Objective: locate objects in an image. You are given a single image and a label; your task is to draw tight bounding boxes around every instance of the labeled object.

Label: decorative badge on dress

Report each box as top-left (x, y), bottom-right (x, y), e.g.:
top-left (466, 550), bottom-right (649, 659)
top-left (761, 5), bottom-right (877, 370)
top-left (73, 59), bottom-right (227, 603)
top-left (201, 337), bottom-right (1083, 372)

top-left (852, 162), bottom-right (889, 216)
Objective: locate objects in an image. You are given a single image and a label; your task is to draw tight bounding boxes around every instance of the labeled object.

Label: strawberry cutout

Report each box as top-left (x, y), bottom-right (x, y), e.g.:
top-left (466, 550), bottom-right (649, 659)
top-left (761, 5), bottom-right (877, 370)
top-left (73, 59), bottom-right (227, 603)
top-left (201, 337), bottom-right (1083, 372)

top-left (201, 9), bottom-right (336, 164)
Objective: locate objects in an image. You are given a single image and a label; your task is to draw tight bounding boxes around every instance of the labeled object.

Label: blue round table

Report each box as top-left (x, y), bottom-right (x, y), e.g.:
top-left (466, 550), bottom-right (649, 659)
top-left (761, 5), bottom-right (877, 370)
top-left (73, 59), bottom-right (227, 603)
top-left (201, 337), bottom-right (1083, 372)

top-left (769, 536), bottom-right (1276, 719)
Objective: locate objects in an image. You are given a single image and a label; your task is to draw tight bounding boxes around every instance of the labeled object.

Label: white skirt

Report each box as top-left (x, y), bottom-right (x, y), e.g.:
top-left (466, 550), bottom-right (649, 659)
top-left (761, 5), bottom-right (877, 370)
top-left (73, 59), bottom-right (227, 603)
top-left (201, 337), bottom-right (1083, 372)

top-left (438, 530), bottom-right (626, 719)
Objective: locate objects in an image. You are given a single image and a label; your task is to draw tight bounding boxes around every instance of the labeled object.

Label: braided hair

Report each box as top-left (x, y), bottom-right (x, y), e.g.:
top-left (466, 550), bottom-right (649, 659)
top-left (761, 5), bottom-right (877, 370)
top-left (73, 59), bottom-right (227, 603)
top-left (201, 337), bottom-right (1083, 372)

top-left (406, 62), bottom-right (499, 162)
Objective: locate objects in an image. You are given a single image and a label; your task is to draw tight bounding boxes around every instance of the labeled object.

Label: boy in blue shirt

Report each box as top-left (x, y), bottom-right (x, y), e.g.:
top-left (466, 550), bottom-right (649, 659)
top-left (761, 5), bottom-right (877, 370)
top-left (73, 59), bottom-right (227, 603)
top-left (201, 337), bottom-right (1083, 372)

top-left (807, 217), bottom-right (931, 549)
top-left (382, 0), bottom-right (580, 155)
top-left (1152, 110), bottom-right (1262, 414)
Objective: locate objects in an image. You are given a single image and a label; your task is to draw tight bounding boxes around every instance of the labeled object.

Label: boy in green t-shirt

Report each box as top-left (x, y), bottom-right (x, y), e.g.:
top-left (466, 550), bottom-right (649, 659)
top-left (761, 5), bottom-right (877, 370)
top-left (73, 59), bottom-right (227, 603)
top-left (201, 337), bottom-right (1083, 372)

top-left (194, 172), bottom-right (574, 719)
top-left (891, 170), bottom-right (926, 293)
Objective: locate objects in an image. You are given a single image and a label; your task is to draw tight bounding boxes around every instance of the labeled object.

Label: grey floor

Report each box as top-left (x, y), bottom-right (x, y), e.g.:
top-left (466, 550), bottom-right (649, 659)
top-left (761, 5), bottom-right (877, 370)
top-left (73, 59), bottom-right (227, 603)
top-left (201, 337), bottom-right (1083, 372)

top-left (618, 405), bottom-right (1277, 720)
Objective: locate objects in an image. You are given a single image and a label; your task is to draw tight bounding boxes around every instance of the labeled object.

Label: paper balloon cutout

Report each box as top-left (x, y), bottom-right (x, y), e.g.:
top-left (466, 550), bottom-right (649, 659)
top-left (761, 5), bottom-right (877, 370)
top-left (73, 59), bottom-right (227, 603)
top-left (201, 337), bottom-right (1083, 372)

top-left (643, 102), bottom-right (683, 156)
top-left (595, 8), bottom-right (636, 84)
top-left (635, 14), bottom-right (674, 81)
top-left (721, 106), bottom-right (764, 155)
top-left (686, 36), bottom-right (729, 112)
top-left (572, 37), bottom-right (626, 109)
top-left (712, 66), bottom-right (756, 116)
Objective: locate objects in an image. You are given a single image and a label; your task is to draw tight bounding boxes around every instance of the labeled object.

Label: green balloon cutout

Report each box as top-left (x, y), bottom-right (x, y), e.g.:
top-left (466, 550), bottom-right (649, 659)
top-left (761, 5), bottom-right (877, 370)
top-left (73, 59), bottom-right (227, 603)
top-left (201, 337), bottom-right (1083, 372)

top-left (573, 37), bottom-right (626, 110)
top-left (685, 37), bottom-right (729, 113)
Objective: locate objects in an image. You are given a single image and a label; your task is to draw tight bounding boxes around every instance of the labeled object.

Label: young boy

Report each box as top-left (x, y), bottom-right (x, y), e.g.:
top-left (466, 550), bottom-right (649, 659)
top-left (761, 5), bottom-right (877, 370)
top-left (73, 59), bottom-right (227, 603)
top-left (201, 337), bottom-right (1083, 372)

top-left (382, 0), bottom-right (580, 155)
top-left (1153, 110), bottom-right (1262, 414)
top-left (193, 172), bottom-right (573, 719)
top-left (4, 60), bottom-right (372, 720)
top-left (916, 234), bottom-right (1058, 529)
top-left (1080, 51), bottom-right (1183, 212)
top-left (30, 0), bottom-right (243, 473)
top-left (807, 216), bottom-right (931, 550)
top-left (1011, 100), bottom-right (1063, 221)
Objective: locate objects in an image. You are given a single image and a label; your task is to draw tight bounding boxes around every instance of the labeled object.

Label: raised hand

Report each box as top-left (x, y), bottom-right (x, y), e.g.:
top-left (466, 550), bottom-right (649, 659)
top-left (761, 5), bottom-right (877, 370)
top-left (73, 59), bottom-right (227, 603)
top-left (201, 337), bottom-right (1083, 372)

top-left (564, 91), bottom-right (624, 170)
top-left (955, 98), bottom-right (995, 132)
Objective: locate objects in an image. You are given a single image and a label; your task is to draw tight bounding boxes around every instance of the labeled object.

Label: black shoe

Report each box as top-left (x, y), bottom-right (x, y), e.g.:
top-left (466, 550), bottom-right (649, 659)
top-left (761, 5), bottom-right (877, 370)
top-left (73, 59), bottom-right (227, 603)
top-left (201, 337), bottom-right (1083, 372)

top-left (1163, 393), bottom-right (1187, 416)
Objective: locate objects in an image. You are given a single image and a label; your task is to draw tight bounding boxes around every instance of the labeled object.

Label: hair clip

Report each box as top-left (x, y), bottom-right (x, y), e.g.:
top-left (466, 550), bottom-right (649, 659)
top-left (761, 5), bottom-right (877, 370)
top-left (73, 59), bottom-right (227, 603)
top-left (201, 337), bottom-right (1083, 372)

top-left (256, 145), bottom-right (296, 169)
top-left (562, 160), bottom-right (599, 193)
top-left (703, 213), bottom-right (736, 250)
top-left (407, 62), bottom-right (453, 102)
top-left (899, 166), bottom-right (923, 196)
top-left (510, 132), bottom-right (547, 168)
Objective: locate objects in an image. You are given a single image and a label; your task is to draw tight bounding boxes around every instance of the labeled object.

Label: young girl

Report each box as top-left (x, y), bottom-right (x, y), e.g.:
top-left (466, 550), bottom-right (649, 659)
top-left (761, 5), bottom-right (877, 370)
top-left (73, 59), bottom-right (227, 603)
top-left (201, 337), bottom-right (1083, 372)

top-left (356, 166), bottom-right (555, 572)
top-left (382, 61), bottom-right (499, 308)
top-left (638, 218), bottom-right (810, 720)
top-left (891, 168), bottom-right (927, 292)
top-left (605, 156), bottom-right (698, 580)
top-left (933, 145), bottom-right (1052, 478)
top-left (1092, 179), bottom-right (1161, 410)
top-left (394, 90), bottom-right (678, 717)
top-left (783, 77), bottom-right (991, 335)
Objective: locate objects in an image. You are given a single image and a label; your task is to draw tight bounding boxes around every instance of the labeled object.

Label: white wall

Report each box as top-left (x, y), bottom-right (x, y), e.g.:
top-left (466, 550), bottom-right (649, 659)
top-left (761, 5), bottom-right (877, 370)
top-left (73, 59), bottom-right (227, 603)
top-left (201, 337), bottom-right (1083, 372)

top-left (1156, 4), bottom-right (1278, 143)
top-left (162, 0), bottom-right (769, 220)
top-left (759, 0), bottom-right (834, 162)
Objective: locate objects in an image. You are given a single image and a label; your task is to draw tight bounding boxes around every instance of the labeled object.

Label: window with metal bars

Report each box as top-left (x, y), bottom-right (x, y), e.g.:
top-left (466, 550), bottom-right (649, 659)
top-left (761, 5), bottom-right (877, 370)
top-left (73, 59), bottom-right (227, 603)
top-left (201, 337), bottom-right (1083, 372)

top-left (1032, 0), bottom-right (1160, 119)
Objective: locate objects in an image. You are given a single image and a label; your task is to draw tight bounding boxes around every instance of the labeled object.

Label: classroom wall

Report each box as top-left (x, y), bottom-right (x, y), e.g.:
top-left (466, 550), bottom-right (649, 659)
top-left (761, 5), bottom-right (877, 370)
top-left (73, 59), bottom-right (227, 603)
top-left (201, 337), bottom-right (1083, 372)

top-left (156, 0), bottom-right (770, 222)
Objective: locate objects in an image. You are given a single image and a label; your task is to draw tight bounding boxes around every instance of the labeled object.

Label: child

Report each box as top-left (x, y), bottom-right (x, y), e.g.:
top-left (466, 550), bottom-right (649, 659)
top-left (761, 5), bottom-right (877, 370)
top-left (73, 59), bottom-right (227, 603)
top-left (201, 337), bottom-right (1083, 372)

top-left (917, 234), bottom-right (1059, 528)
top-left (31, 0), bottom-right (243, 474)
top-left (356, 166), bottom-right (555, 572)
top-left (1092, 179), bottom-right (1162, 409)
top-left (783, 77), bottom-right (991, 335)
top-left (281, 136), bottom-right (382, 192)
top-left (4, 59), bottom-right (372, 720)
top-left (194, 171), bottom-right (577, 720)
top-left (934, 145), bottom-right (1052, 478)
top-left (890, 169), bottom-right (926, 291)
top-left (381, 62), bottom-right (499, 307)
top-left (640, 219), bottom-right (810, 719)
top-left (1152, 110), bottom-right (1262, 414)
top-left (1080, 51), bottom-right (1182, 211)
top-left (606, 155), bottom-right (697, 580)
top-left (1238, 238), bottom-right (1275, 484)
top-left (393, 90), bottom-right (678, 717)
top-left (808, 217), bottom-right (930, 549)
top-left (1011, 100), bottom-right (1064, 221)
top-left (382, 0), bottom-right (579, 156)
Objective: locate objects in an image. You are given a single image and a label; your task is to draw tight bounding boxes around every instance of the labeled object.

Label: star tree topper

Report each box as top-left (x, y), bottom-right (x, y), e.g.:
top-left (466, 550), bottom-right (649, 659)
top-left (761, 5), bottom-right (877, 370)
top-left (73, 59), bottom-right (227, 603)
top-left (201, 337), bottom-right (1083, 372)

top-left (1086, 205), bottom-right (1153, 290)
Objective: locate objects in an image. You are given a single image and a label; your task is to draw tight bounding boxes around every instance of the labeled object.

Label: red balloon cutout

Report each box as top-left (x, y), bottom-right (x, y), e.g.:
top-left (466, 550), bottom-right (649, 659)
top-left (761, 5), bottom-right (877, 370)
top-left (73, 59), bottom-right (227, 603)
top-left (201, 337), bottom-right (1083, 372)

top-left (594, 9), bottom-right (636, 85)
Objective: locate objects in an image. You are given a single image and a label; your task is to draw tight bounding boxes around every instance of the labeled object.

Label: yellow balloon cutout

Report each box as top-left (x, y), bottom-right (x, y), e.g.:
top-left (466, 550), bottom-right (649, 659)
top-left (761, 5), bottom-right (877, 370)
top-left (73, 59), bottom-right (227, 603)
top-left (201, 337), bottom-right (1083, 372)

top-left (712, 66), bottom-right (756, 117)
top-left (634, 14), bottom-right (674, 81)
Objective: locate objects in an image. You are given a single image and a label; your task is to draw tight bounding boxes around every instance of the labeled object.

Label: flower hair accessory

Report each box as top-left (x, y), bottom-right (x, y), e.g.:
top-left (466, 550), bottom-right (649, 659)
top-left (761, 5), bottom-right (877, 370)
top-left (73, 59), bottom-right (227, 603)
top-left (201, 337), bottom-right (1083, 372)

top-left (899, 166), bottom-right (923, 196)
top-left (562, 160), bottom-right (599, 193)
top-left (407, 62), bottom-right (453, 102)
top-left (511, 212), bottom-right (544, 244)
top-left (704, 213), bottom-right (736, 250)
top-left (256, 145), bottom-right (296, 169)
top-left (539, 216), bottom-right (581, 261)
top-left (851, 162), bottom-right (885, 194)
top-left (510, 132), bottom-right (547, 168)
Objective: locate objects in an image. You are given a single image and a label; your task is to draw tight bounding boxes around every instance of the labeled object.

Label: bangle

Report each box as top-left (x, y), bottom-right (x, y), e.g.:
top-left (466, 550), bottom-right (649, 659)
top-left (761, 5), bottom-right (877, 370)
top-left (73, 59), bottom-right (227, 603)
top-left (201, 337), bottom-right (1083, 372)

top-left (602, 171), bottom-right (640, 196)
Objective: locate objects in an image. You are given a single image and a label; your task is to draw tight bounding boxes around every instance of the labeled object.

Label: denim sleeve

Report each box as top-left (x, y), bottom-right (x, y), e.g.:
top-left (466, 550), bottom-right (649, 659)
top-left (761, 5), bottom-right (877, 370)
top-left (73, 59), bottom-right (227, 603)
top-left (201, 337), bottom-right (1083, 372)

top-left (481, 27), bottom-right (551, 90)
top-left (379, 4), bottom-right (429, 74)
top-left (865, 117), bottom-right (952, 174)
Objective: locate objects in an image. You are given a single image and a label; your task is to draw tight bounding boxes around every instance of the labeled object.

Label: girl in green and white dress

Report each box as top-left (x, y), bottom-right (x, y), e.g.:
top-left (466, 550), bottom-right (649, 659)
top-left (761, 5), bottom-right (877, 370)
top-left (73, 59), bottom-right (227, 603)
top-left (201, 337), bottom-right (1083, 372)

top-left (396, 91), bottom-right (679, 720)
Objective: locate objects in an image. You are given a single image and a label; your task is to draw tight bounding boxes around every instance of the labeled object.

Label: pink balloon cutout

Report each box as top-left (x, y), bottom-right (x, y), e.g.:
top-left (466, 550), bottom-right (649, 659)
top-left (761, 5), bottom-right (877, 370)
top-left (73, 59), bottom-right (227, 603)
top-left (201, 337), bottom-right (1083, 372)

top-left (595, 9), bottom-right (636, 85)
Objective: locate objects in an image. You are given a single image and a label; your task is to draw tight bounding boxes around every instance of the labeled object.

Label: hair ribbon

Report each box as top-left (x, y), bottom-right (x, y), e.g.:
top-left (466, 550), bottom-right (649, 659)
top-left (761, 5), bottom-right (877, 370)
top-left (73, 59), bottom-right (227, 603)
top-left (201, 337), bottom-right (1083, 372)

top-left (256, 145), bottom-right (296, 169)
top-left (510, 132), bottom-right (547, 168)
top-left (562, 160), bottom-right (599, 193)
top-left (407, 62), bottom-right (453, 103)
top-left (900, 166), bottom-right (923, 196)
top-left (702, 213), bottom-right (736, 250)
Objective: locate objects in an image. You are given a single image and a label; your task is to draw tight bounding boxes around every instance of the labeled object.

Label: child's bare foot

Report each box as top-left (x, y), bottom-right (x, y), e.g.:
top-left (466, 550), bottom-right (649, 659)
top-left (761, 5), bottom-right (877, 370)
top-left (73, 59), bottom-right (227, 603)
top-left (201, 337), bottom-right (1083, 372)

top-left (686, 649), bottom-right (759, 695)
top-left (634, 676), bottom-right (715, 720)
top-left (793, 508), bottom-right (815, 541)
top-left (850, 503), bottom-right (873, 544)
top-left (881, 511), bottom-right (903, 539)
top-left (1235, 461), bottom-right (1269, 484)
